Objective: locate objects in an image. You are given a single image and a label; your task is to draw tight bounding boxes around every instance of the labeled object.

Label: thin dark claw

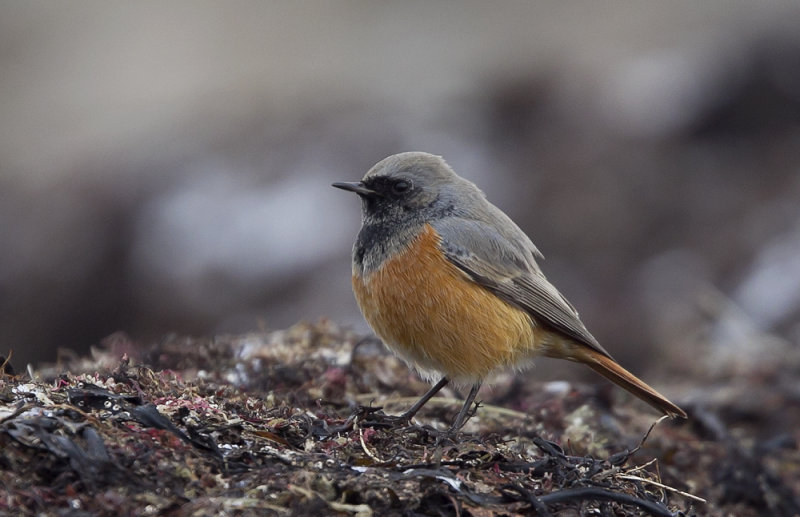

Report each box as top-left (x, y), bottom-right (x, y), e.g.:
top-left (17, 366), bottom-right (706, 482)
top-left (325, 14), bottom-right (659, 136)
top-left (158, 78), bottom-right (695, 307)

top-left (353, 377), bottom-right (453, 429)
top-left (360, 410), bottom-right (414, 429)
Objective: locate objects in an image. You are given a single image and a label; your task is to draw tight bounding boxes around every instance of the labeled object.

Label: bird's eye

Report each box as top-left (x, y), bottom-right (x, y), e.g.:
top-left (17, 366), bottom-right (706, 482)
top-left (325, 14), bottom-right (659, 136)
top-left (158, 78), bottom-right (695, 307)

top-left (392, 179), bottom-right (411, 194)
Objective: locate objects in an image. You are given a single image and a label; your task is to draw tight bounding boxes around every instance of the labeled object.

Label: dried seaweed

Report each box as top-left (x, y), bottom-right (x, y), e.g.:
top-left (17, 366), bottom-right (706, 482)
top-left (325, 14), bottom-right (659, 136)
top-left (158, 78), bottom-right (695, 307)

top-left (1, 320), bottom-right (797, 515)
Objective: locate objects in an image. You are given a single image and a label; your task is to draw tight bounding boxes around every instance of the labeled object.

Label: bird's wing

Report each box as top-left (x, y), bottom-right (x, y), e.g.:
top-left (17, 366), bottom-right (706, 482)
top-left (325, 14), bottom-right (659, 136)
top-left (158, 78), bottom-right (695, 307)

top-left (430, 218), bottom-right (613, 359)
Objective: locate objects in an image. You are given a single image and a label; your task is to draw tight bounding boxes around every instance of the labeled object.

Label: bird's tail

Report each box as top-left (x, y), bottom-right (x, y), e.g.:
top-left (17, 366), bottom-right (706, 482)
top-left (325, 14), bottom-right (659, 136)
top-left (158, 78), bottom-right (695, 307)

top-left (574, 347), bottom-right (687, 419)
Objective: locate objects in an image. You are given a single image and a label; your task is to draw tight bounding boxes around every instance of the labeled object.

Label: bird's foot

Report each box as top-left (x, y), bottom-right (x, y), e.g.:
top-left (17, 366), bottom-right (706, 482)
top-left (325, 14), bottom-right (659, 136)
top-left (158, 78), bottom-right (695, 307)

top-left (349, 405), bottom-right (415, 429)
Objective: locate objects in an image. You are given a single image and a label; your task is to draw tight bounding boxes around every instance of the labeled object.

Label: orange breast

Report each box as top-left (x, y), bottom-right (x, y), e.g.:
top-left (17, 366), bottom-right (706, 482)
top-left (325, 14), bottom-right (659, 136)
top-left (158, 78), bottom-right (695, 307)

top-left (352, 223), bottom-right (538, 384)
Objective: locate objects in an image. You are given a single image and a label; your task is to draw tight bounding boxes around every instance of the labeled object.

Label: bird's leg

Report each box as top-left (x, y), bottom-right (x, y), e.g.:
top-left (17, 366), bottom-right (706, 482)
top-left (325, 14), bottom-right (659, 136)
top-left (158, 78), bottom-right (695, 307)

top-left (399, 376), bottom-right (450, 421)
top-left (358, 377), bottom-right (450, 429)
top-left (449, 382), bottom-right (482, 432)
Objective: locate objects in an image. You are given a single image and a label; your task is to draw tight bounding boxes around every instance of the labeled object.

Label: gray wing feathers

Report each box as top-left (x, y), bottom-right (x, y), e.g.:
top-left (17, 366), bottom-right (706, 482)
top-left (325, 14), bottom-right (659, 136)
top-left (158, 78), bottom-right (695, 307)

top-left (432, 217), bottom-right (612, 359)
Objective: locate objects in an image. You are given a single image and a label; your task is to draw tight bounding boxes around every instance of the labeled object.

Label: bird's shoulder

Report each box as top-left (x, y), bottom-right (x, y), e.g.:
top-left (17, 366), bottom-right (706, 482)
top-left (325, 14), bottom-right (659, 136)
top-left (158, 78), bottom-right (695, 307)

top-left (430, 215), bottom-right (610, 356)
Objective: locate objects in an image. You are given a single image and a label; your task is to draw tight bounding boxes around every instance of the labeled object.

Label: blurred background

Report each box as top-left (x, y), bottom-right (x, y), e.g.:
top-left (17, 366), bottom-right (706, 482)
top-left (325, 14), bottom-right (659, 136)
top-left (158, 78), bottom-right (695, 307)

top-left (2, 2), bottom-right (800, 390)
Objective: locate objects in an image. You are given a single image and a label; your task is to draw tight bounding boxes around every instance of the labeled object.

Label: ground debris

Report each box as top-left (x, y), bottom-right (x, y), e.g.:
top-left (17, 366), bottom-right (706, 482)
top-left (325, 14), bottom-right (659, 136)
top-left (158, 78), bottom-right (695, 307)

top-left (1, 320), bottom-right (798, 515)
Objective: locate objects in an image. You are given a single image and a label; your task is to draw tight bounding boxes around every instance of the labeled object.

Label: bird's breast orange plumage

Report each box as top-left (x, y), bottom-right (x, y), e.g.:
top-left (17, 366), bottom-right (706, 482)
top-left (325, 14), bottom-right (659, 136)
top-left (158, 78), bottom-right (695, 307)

top-left (352, 223), bottom-right (547, 384)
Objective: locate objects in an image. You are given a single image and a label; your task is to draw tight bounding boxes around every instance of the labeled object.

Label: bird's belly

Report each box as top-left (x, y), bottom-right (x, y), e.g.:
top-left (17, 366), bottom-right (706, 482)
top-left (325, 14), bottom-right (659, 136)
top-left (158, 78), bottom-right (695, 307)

top-left (352, 224), bottom-right (538, 383)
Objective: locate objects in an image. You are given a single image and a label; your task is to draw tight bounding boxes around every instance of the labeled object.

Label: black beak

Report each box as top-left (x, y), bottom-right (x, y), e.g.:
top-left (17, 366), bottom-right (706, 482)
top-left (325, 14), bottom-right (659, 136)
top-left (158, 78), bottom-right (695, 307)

top-left (332, 181), bottom-right (381, 197)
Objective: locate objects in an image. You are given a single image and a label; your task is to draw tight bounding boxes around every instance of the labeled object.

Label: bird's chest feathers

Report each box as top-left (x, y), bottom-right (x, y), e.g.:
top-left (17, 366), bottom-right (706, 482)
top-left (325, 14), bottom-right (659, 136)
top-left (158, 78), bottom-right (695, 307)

top-left (351, 223), bottom-right (536, 382)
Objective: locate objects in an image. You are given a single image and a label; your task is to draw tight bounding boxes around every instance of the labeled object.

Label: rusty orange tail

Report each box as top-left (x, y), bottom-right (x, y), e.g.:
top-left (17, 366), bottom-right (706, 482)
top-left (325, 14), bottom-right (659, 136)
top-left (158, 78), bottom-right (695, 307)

top-left (576, 348), bottom-right (687, 419)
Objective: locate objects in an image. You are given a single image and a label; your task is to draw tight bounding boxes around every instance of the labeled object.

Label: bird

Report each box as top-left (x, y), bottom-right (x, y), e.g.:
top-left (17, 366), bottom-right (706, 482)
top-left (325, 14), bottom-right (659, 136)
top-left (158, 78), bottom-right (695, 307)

top-left (333, 152), bottom-right (686, 431)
